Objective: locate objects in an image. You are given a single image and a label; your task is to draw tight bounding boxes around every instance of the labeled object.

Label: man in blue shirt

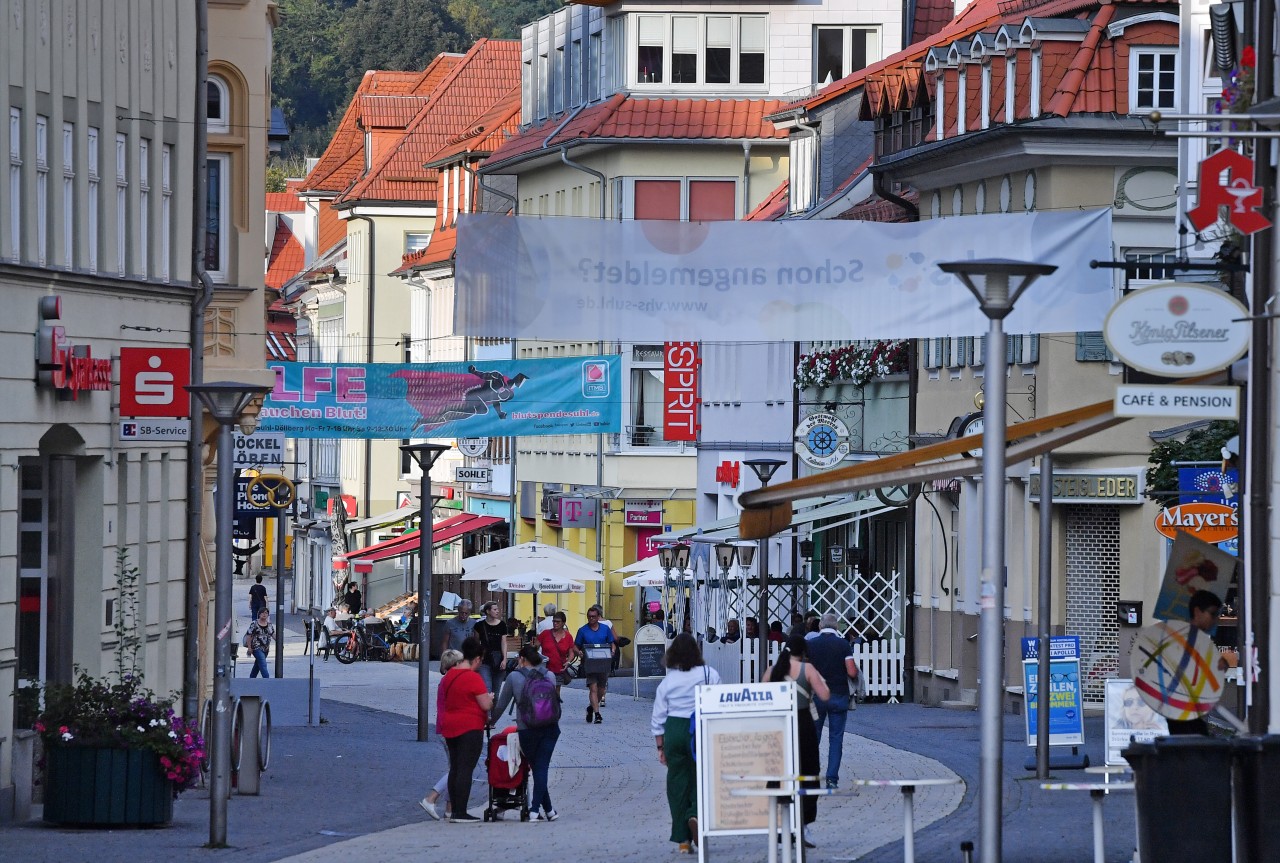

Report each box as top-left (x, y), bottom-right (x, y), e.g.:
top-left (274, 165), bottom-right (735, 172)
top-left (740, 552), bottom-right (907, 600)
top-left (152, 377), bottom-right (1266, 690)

top-left (807, 612), bottom-right (860, 789)
top-left (574, 604), bottom-right (616, 724)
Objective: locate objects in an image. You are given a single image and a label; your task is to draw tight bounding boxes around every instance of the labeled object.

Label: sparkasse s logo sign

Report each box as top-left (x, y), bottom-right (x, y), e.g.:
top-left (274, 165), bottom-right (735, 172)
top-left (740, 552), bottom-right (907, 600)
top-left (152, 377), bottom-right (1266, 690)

top-left (120, 347), bottom-right (191, 418)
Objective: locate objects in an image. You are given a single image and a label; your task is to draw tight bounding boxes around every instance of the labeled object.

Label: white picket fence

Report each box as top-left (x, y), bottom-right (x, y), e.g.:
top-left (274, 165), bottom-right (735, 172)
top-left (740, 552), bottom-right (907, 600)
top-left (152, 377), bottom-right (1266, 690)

top-left (851, 637), bottom-right (906, 702)
top-left (701, 636), bottom-right (905, 702)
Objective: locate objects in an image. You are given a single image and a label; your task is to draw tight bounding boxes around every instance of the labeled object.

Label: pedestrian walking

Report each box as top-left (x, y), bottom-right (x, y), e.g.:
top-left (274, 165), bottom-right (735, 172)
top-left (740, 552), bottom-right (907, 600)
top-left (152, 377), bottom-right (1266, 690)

top-left (437, 637), bottom-right (493, 824)
top-left (574, 605), bottom-right (616, 723)
top-left (249, 574), bottom-right (267, 619)
top-left (343, 580), bottom-right (362, 616)
top-left (765, 634), bottom-right (829, 835)
top-left (419, 649), bottom-right (465, 820)
top-left (651, 633), bottom-right (721, 854)
top-left (807, 612), bottom-right (860, 789)
top-left (1167, 589), bottom-right (1236, 735)
top-left (537, 611), bottom-right (578, 695)
top-left (536, 602), bottom-right (557, 634)
top-left (441, 599), bottom-right (475, 656)
top-left (244, 608), bottom-right (274, 678)
top-left (491, 644), bottom-right (562, 821)
top-left (473, 600), bottom-right (510, 693)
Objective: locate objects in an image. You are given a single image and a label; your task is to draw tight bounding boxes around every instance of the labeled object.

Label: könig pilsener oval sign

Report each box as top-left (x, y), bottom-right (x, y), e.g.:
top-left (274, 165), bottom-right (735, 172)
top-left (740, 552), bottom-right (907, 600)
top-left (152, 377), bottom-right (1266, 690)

top-left (1103, 282), bottom-right (1250, 376)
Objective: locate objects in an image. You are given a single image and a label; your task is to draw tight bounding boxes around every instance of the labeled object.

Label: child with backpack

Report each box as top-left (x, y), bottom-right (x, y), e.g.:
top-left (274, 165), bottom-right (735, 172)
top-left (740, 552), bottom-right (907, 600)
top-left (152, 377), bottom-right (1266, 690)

top-left (490, 644), bottom-right (562, 821)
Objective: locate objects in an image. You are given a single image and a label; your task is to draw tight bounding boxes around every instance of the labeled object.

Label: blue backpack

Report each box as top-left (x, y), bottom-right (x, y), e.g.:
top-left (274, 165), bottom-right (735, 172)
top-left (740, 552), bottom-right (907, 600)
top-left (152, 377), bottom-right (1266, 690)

top-left (516, 669), bottom-right (561, 728)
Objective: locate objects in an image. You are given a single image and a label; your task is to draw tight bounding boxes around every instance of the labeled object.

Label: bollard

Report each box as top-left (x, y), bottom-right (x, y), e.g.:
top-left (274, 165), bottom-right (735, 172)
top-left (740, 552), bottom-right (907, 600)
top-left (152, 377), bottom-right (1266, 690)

top-left (960, 841), bottom-right (974, 863)
top-left (234, 695), bottom-right (272, 795)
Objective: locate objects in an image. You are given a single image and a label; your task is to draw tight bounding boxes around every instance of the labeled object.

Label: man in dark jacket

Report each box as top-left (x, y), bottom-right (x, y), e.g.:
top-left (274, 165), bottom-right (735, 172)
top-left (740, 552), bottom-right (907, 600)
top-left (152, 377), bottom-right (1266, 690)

top-left (807, 612), bottom-right (860, 789)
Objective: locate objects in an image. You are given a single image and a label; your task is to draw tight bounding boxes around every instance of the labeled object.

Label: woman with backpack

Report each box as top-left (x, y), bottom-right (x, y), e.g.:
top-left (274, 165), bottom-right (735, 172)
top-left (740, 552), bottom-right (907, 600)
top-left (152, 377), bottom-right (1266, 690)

top-left (651, 633), bottom-right (721, 854)
top-left (490, 644), bottom-right (561, 822)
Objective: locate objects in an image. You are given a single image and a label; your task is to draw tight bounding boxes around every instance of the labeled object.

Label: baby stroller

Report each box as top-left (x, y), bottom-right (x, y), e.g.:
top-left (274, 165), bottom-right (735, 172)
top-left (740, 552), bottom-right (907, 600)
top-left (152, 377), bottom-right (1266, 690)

top-left (482, 725), bottom-right (530, 822)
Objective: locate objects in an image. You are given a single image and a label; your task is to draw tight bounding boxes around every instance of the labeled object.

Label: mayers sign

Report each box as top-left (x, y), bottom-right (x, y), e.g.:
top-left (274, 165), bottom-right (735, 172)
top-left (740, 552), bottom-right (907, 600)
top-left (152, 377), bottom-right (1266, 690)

top-left (1103, 283), bottom-right (1250, 376)
top-left (1155, 502), bottom-right (1239, 544)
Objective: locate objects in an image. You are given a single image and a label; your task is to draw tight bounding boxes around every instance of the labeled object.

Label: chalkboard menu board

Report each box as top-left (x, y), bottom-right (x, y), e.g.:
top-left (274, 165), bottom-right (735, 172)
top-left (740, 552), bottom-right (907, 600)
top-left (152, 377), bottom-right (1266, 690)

top-left (636, 642), bottom-right (667, 679)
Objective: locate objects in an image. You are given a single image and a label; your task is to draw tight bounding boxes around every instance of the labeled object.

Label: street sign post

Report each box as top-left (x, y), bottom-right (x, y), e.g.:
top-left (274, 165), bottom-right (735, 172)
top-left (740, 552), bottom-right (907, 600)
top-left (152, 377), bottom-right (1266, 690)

top-left (455, 466), bottom-right (492, 483)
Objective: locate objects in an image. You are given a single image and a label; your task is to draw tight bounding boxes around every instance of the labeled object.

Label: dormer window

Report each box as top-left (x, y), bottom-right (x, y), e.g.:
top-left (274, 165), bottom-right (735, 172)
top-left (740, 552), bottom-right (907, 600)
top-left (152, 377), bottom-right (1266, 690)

top-left (633, 13), bottom-right (767, 89)
top-left (1130, 47), bottom-right (1178, 110)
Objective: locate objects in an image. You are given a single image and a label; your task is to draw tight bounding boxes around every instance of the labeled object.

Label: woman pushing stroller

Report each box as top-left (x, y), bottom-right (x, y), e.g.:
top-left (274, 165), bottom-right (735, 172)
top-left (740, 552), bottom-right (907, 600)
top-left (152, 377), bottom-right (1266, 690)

top-left (491, 644), bottom-right (562, 822)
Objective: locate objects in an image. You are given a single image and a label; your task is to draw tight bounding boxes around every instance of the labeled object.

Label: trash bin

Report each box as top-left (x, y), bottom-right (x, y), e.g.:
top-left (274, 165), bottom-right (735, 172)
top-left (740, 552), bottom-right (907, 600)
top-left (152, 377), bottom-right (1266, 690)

top-left (1123, 736), bottom-right (1232, 863)
top-left (1235, 735), bottom-right (1280, 863)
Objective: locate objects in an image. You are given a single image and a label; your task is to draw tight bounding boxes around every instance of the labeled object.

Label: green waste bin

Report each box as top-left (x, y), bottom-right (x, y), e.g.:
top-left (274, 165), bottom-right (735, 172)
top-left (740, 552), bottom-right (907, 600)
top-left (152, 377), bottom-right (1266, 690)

top-left (1123, 736), bottom-right (1232, 863)
top-left (1236, 735), bottom-right (1280, 863)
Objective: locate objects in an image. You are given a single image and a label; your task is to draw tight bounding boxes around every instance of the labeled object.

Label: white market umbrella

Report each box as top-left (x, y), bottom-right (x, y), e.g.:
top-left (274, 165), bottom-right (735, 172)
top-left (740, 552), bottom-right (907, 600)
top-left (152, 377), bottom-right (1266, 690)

top-left (622, 569), bottom-right (693, 588)
top-left (486, 575), bottom-right (587, 594)
top-left (462, 541), bottom-right (602, 578)
top-left (462, 555), bottom-right (605, 582)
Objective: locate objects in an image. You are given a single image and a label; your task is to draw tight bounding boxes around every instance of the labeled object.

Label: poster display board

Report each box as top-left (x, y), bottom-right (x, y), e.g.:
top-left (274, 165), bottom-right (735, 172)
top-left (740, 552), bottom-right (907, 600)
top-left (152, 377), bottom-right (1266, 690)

top-left (695, 681), bottom-right (797, 851)
top-left (1021, 636), bottom-right (1085, 747)
top-left (1104, 678), bottom-right (1169, 766)
top-left (634, 624), bottom-right (667, 679)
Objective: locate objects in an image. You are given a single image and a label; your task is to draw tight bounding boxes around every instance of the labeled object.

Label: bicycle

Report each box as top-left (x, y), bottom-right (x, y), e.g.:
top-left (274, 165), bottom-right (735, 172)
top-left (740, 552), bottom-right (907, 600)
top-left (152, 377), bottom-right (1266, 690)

top-left (335, 617), bottom-right (395, 664)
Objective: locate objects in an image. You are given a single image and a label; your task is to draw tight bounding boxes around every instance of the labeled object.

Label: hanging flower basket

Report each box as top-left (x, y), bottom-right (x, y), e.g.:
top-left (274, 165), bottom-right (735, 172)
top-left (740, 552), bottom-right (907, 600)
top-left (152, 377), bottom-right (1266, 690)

top-left (795, 340), bottom-right (909, 389)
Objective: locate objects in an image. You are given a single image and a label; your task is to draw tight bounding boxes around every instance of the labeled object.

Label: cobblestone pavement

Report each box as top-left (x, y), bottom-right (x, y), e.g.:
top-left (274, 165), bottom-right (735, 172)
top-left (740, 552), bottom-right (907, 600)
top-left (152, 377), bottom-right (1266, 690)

top-left (0, 583), bottom-right (1140, 862)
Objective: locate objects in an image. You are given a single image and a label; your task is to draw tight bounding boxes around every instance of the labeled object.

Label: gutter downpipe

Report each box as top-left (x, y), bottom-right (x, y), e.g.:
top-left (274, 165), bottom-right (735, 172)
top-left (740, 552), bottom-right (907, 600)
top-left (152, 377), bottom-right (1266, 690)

top-left (559, 144), bottom-right (608, 604)
top-left (742, 141), bottom-right (752, 213)
top-left (874, 171), bottom-right (921, 219)
top-left (350, 212), bottom-right (376, 545)
top-left (183, 0), bottom-right (213, 722)
top-left (464, 162), bottom-right (517, 214)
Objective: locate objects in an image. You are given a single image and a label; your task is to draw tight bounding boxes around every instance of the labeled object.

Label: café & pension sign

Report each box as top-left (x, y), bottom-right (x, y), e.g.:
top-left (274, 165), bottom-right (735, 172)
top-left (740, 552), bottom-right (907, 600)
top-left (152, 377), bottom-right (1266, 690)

top-left (1028, 470), bottom-right (1144, 504)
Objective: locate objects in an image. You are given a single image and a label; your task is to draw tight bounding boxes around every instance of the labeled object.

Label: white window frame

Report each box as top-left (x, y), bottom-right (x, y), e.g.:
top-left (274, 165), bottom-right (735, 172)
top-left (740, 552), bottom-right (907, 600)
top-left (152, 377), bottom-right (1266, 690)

top-left (440, 168), bottom-right (450, 223)
top-left (36, 116), bottom-right (48, 266)
top-left (87, 127), bottom-right (99, 273)
top-left (623, 176), bottom-right (739, 221)
top-left (115, 133), bottom-right (127, 276)
top-left (1130, 47), bottom-right (1179, 111)
top-left (405, 231), bottom-right (429, 255)
top-left (62, 123), bottom-right (74, 269)
top-left (956, 67), bottom-right (967, 134)
top-left (813, 26), bottom-right (881, 86)
top-left (980, 64), bottom-right (991, 129)
top-left (161, 145), bottom-right (172, 282)
top-left (935, 76), bottom-right (945, 140)
top-left (624, 343), bottom-right (666, 449)
top-left (139, 139), bottom-right (150, 278)
top-left (631, 12), bottom-right (768, 91)
top-left (1030, 48), bottom-right (1042, 116)
top-left (206, 153), bottom-right (230, 282)
top-left (1004, 55), bottom-right (1016, 121)
top-left (789, 134), bottom-right (816, 213)
top-left (9, 108), bottom-right (21, 262)
top-left (208, 75), bottom-right (230, 134)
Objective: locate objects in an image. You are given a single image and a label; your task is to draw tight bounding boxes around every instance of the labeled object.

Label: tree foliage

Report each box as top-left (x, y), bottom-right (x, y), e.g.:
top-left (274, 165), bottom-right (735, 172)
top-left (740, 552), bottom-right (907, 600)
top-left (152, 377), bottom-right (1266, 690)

top-left (1145, 420), bottom-right (1238, 506)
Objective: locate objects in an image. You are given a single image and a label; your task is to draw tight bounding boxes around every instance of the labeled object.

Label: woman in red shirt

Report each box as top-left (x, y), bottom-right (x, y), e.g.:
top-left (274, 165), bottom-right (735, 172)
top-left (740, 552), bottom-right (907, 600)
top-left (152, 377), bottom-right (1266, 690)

top-left (437, 636), bottom-right (494, 823)
top-left (537, 611), bottom-right (578, 695)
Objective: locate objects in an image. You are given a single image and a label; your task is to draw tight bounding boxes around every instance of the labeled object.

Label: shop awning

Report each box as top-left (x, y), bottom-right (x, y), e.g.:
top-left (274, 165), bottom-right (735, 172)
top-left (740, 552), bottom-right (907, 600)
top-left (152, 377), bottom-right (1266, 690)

top-left (345, 506), bottom-right (419, 534)
top-left (345, 513), bottom-right (504, 564)
top-left (652, 496), bottom-right (892, 544)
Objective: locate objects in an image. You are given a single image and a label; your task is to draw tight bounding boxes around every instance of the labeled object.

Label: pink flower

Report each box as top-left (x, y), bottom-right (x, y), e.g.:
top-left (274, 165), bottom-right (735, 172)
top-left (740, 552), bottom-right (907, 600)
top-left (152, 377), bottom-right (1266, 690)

top-left (1242, 46), bottom-right (1256, 68)
top-left (58, 725), bottom-right (68, 734)
top-left (33, 722), bottom-right (45, 733)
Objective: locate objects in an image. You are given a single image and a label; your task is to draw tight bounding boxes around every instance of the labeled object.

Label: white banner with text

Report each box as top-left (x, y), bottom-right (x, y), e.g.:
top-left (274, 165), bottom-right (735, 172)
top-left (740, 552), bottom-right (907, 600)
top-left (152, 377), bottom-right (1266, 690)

top-left (455, 209), bottom-right (1113, 341)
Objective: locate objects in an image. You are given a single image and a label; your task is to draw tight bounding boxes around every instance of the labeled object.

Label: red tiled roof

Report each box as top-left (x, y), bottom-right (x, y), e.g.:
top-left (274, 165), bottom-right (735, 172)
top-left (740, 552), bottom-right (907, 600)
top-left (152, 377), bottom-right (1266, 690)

top-left (265, 190), bottom-right (304, 213)
top-left (745, 180), bottom-right (791, 222)
top-left (429, 86), bottom-right (523, 165)
top-left (913, 0), bottom-right (957, 43)
top-left (266, 312), bottom-right (297, 362)
top-left (301, 58), bottom-right (461, 196)
top-left (359, 95), bottom-right (432, 128)
top-left (836, 188), bottom-right (920, 222)
top-left (266, 218), bottom-right (305, 290)
top-left (408, 225), bottom-right (458, 271)
top-left (317, 205), bottom-right (346, 259)
top-left (486, 95), bottom-right (789, 169)
top-left (339, 39), bottom-right (522, 205)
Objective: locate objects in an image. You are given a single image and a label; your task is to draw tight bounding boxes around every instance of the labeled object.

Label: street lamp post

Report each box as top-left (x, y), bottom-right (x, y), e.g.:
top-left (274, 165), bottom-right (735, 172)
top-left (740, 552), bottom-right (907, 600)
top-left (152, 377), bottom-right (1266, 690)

top-left (744, 458), bottom-right (786, 680)
top-left (938, 260), bottom-right (1056, 863)
top-left (400, 442), bottom-right (449, 742)
top-left (657, 542), bottom-right (691, 635)
top-left (187, 381), bottom-right (270, 848)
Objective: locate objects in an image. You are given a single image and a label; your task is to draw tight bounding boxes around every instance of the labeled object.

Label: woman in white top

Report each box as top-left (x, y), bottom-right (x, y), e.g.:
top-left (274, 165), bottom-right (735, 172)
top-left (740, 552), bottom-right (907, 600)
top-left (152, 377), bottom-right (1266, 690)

top-left (651, 633), bottom-right (721, 854)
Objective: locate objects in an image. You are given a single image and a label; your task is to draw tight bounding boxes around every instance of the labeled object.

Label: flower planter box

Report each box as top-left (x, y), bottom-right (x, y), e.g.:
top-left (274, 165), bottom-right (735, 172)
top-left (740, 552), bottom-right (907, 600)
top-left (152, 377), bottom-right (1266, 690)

top-left (43, 747), bottom-right (173, 827)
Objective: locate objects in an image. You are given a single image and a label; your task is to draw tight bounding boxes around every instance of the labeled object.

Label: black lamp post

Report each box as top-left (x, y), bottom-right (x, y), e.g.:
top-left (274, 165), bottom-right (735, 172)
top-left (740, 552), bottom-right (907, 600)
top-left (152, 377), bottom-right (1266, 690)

top-left (744, 458), bottom-right (786, 679)
top-left (187, 381), bottom-right (270, 847)
top-left (400, 442), bottom-right (449, 742)
top-left (938, 259), bottom-right (1055, 863)
top-left (657, 542), bottom-right (691, 634)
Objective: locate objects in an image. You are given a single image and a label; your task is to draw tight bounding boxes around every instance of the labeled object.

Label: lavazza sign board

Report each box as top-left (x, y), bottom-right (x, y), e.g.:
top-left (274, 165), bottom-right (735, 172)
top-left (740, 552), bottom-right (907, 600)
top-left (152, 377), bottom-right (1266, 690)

top-left (1102, 282), bottom-right (1250, 377)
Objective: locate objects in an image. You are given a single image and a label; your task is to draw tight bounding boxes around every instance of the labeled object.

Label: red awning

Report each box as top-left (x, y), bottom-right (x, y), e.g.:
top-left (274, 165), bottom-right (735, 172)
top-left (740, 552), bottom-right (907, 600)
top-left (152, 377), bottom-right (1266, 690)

top-left (345, 513), bottom-right (504, 564)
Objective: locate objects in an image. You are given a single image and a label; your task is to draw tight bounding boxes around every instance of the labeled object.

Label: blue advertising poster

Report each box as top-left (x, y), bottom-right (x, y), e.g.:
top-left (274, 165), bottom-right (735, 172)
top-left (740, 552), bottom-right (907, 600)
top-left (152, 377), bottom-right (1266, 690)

top-left (1022, 636), bottom-right (1085, 746)
top-left (1177, 467), bottom-right (1239, 556)
top-left (258, 357), bottom-right (621, 438)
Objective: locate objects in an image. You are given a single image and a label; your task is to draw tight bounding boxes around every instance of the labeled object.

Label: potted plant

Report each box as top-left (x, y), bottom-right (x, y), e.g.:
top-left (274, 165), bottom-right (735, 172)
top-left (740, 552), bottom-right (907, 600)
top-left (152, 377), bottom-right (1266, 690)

top-left (33, 551), bottom-right (204, 827)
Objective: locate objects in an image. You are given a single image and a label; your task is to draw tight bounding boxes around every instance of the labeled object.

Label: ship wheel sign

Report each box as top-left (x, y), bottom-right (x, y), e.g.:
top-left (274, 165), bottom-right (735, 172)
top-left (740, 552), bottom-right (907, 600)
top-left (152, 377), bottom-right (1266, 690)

top-left (795, 412), bottom-right (850, 470)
